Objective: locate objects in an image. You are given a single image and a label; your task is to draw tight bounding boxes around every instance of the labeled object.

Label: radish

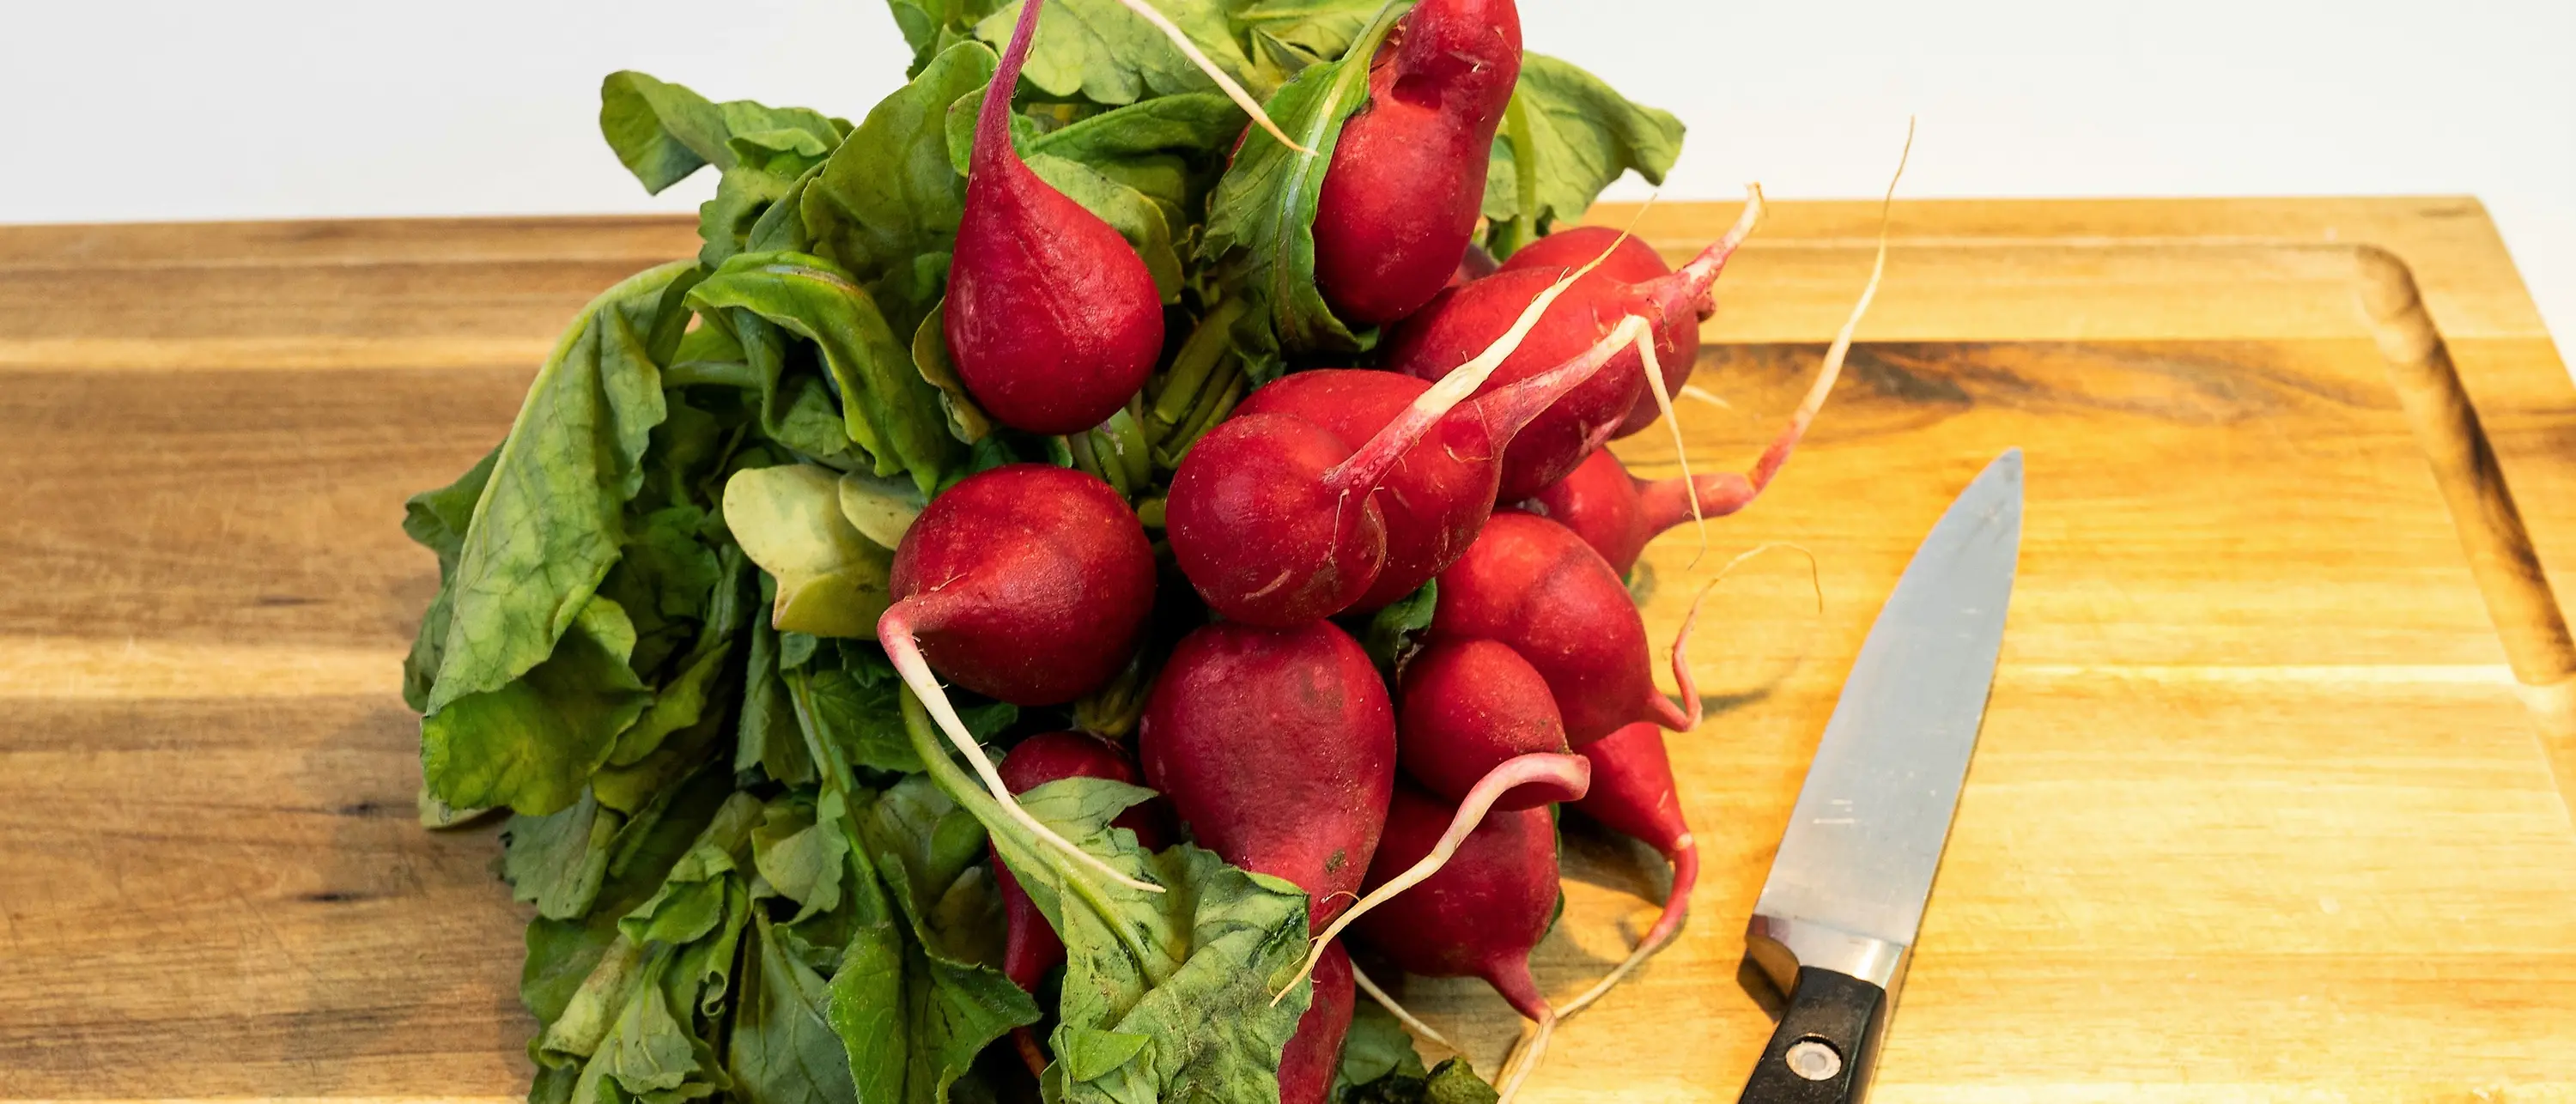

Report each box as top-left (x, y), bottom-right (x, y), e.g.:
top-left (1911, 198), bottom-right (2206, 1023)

top-left (1278, 940), bottom-right (1355, 1104)
top-left (1396, 639), bottom-right (1576, 811)
top-left (1553, 720), bottom-right (1696, 1020)
top-left (1310, 0), bottom-right (1523, 326)
top-left (879, 464), bottom-right (1160, 892)
top-left (1431, 512), bottom-right (1700, 743)
top-left (1280, 750), bottom-right (1584, 1000)
top-left (946, 0), bottom-right (1163, 434)
top-left (1167, 250), bottom-right (1639, 624)
top-left (988, 731), bottom-right (1170, 1075)
top-left (1346, 782), bottom-right (1562, 1096)
top-left (1516, 446), bottom-right (1769, 577)
top-left (1496, 227), bottom-right (1703, 439)
top-left (1224, 314), bottom-right (1641, 614)
top-left (1137, 620), bottom-right (1394, 929)
top-left (1383, 193), bottom-right (1763, 499)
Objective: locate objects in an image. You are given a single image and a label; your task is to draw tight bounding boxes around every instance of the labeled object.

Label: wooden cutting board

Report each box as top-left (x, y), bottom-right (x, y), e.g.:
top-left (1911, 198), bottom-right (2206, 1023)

top-left (4, 197), bottom-right (2573, 1102)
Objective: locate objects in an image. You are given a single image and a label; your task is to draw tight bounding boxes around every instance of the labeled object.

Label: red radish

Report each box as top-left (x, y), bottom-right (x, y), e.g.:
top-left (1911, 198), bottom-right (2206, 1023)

top-left (1554, 720), bottom-right (1697, 1021)
top-left (1225, 318), bottom-right (1638, 614)
top-left (1278, 941), bottom-right (1355, 1104)
top-left (946, 0), bottom-right (1163, 434)
top-left (1163, 412), bottom-right (1388, 625)
top-left (1384, 192), bottom-right (1763, 499)
top-left (1430, 512), bottom-right (1701, 743)
top-left (1137, 620), bottom-right (1394, 930)
top-left (880, 464), bottom-right (1161, 892)
top-left (1169, 252), bottom-right (1640, 624)
top-left (1310, 0), bottom-right (1523, 326)
top-left (1497, 227), bottom-right (1704, 438)
top-left (988, 731), bottom-right (1170, 1075)
top-left (1347, 783), bottom-right (1562, 1091)
top-left (1396, 639), bottom-right (1575, 810)
top-left (1517, 446), bottom-right (1773, 576)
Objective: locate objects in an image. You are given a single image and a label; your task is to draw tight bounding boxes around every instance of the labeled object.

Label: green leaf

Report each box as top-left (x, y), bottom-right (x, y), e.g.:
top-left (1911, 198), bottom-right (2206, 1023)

top-left (897, 692), bottom-right (1312, 1104)
top-left (423, 259), bottom-right (694, 718)
top-left (803, 663), bottom-right (924, 775)
top-left (502, 788), bottom-right (622, 921)
top-left (1026, 92), bottom-right (1245, 179)
top-left (421, 596), bottom-right (652, 816)
top-left (883, 0), bottom-right (1012, 76)
top-left (599, 504), bottom-right (723, 682)
top-left (736, 587), bottom-right (817, 786)
top-left (803, 41), bottom-right (999, 328)
top-left (1199, 5), bottom-right (1407, 376)
top-left (600, 71), bottom-right (843, 196)
top-left (611, 543), bottom-right (751, 768)
top-left (401, 444), bottom-right (499, 713)
top-left (1226, 0), bottom-right (1383, 76)
top-left (752, 793), bottom-right (853, 923)
top-left (691, 252), bottom-right (961, 496)
top-left (1479, 53), bottom-right (1684, 244)
top-left (861, 776), bottom-right (1040, 1102)
top-left (908, 301), bottom-right (995, 446)
top-left (731, 911), bottom-right (864, 1104)
top-left (1330, 998), bottom-right (1426, 1100)
top-left (619, 792), bottom-right (763, 948)
top-left (722, 463), bottom-right (896, 638)
top-left (522, 766), bottom-right (736, 1032)
top-left (1341, 1059), bottom-right (1499, 1104)
top-left (683, 303), bottom-right (867, 470)
top-left (1358, 578), bottom-right (1435, 678)
top-left (973, 0), bottom-right (1260, 106)
top-left (600, 72), bottom-right (732, 194)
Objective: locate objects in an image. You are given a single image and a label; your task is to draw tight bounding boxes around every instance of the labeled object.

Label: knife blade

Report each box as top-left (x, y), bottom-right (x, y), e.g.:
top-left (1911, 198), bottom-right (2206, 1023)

top-left (1737, 448), bottom-right (2023, 1104)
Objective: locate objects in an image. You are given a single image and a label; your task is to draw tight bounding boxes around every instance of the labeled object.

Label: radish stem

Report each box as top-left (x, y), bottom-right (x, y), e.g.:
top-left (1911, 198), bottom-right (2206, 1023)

top-left (1349, 961), bottom-right (1452, 1048)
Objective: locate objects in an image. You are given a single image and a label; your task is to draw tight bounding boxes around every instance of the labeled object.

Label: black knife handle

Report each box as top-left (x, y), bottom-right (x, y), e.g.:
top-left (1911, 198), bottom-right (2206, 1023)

top-left (1735, 967), bottom-right (1890, 1104)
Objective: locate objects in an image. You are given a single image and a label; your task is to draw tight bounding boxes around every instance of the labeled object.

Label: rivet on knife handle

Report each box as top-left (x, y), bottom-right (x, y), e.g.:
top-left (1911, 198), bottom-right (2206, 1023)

top-left (1737, 968), bottom-right (1888, 1103)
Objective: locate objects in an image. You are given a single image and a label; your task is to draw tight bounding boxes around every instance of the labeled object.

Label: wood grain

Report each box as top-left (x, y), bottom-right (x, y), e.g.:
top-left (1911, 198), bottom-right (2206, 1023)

top-left (2, 199), bottom-right (2572, 1102)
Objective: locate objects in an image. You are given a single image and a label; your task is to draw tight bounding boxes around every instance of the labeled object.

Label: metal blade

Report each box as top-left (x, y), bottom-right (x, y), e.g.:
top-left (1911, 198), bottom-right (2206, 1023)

top-left (1748, 448), bottom-right (2021, 995)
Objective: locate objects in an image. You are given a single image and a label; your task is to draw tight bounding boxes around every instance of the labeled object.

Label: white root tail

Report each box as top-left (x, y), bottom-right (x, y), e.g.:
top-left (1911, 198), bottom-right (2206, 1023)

top-left (1272, 752), bottom-right (1593, 1004)
top-left (1643, 184), bottom-right (1765, 569)
top-left (1349, 961), bottom-right (1452, 1048)
top-left (880, 609), bottom-right (1165, 894)
top-left (1109, 0), bottom-right (1314, 155)
top-left (1494, 1012), bottom-right (1558, 1104)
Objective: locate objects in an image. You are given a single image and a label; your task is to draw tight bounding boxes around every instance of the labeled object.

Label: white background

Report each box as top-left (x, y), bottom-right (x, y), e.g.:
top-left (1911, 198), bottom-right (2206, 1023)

top-left (3, 0), bottom-right (2569, 343)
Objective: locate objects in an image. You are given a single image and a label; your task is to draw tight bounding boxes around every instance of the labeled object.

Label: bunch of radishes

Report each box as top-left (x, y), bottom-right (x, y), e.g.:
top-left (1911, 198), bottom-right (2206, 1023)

top-left (870, 0), bottom-right (1863, 1098)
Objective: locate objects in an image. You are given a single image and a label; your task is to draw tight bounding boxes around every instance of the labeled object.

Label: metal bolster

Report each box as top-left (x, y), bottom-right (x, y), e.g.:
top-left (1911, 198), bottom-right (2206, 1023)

top-left (1745, 914), bottom-right (1912, 1000)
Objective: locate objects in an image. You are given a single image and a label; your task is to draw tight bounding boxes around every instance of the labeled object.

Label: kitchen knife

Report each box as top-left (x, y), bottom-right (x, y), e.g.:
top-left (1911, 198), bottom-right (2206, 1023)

top-left (1736, 448), bottom-right (2022, 1104)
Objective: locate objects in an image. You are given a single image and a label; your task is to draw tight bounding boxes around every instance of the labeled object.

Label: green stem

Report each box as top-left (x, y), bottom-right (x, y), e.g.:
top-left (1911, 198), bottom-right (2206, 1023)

top-left (897, 687), bottom-right (1158, 970)
top-left (1149, 298), bottom-right (1249, 434)
top-left (1491, 89), bottom-right (1542, 259)
top-left (1102, 407), bottom-right (1153, 489)
top-left (1158, 367), bottom-right (1247, 469)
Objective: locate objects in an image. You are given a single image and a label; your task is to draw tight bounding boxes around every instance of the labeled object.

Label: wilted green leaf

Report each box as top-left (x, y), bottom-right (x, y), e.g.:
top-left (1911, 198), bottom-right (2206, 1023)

top-left (422, 597), bottom-right (651, 816)
top-left (422, 260), bottom-right (692, 719)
